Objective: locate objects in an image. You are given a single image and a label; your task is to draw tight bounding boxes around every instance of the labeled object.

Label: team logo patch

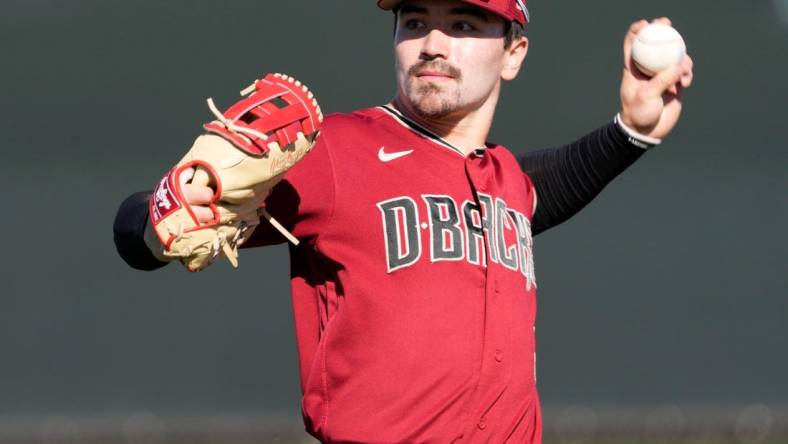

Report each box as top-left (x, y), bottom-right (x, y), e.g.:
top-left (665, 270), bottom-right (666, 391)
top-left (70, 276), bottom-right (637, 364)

top-left (377, 193), bottom-right (536, 289)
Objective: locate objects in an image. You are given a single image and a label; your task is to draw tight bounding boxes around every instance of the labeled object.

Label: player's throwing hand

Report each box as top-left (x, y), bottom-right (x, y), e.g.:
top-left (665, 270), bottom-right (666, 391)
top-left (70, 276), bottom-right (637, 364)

top-left (619, 18), bottom-right (695, 139)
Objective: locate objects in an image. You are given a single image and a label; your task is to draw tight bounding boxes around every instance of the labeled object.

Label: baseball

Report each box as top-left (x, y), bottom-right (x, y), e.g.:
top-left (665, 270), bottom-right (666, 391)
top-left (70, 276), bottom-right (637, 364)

top-left (631, 23), bottom-right (686, 77)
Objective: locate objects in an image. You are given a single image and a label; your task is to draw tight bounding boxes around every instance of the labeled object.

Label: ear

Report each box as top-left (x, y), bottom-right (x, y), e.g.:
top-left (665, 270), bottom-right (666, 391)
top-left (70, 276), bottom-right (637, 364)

top-left (501, 36), bottom-right (529, 81)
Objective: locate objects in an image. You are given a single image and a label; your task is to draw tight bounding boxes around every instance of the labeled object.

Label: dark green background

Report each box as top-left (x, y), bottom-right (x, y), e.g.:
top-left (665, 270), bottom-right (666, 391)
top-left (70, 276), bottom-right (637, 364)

top-left (1, 0), bottom-right (786, 421)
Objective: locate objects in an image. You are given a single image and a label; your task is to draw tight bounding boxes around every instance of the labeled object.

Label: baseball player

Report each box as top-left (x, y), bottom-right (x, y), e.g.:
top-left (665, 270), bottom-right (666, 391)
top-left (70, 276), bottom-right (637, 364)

top-left (114, 0), bottom-right (694, 442)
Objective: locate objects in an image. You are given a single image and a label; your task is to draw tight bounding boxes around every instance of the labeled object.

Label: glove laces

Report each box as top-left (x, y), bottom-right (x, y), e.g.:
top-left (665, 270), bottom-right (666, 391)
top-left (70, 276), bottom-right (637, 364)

top-left (206, 98), bottom-right (270, 142)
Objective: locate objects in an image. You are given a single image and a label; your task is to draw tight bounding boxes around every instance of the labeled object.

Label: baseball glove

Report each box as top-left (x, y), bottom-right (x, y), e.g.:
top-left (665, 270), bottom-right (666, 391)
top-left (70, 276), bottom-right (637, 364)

top-left (149, 73), bottom-right (322, 272)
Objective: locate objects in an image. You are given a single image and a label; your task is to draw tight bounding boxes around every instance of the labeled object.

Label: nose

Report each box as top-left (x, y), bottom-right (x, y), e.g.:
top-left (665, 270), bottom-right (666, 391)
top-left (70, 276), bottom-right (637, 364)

top-left (420, 28), bottom-right (450, 61)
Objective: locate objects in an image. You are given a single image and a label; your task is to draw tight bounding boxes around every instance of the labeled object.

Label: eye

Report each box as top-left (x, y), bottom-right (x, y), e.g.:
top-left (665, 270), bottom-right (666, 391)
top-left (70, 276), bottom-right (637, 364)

top-left (452, 21), bottom-right (477, 32)
top-left (403, 18), bottom-right (426, 31)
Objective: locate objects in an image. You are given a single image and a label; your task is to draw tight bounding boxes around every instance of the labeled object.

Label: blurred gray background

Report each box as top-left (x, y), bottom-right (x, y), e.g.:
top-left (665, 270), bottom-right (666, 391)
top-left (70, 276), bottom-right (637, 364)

top-left (1, 0), bottom-right (786, 442)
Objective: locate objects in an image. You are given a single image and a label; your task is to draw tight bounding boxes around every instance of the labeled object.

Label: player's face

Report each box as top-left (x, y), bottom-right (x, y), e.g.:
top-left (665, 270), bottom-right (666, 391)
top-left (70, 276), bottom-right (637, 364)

top-left (393, 0), bottom-right (520, 119)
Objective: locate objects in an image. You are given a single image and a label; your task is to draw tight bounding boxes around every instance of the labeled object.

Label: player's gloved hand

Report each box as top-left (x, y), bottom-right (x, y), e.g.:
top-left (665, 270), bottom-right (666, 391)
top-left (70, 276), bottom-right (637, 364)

top-left (147, 73), bottom-right (323, 272)
top-left (619, 17), bottom-right (694, 139)
top-left (178, 172), bottom-right (217, 224)
top-left (144, 168), bottom-right (258, 267)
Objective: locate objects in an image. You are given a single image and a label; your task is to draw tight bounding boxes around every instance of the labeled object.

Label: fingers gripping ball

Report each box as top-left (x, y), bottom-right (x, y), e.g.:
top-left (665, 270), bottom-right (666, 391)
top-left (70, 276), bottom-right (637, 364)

top-left (631, 23), bottom-right (686, 77)
top-left (149, 73), bottom-right (323, 272)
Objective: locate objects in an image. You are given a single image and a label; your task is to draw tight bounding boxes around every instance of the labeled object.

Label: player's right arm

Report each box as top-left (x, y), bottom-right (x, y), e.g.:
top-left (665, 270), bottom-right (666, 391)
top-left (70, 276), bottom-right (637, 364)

top-left (519, 121), bottom-right (647, 236)
top-left (522, 18), bottom-right (693, 236)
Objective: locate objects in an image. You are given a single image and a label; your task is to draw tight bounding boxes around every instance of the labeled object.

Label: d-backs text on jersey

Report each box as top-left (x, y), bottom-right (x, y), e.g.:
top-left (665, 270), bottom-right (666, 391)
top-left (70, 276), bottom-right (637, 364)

top-left (377, 192), bottom-right (536, 289)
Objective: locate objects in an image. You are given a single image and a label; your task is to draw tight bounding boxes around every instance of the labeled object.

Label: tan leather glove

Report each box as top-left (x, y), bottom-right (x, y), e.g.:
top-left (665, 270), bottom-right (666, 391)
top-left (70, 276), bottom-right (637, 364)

top-left (149, 73), bottom-right (322, 271)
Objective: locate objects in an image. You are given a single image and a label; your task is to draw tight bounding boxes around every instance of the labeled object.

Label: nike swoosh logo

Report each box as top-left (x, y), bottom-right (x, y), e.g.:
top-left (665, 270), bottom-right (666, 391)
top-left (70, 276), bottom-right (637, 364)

top-left (378, 146), bottom-right (414, 162)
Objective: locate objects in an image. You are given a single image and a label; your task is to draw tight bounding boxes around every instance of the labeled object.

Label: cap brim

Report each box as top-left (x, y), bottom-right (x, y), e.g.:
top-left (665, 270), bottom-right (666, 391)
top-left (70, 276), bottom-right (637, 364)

top-left (377, 0), bottom-right (401, 10)
top-left (377, 0), bottom-right (528, 24)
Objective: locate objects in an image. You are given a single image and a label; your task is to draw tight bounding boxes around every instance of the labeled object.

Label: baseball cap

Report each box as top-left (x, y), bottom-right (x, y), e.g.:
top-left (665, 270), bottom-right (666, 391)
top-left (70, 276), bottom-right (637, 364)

top-left (377, 0), bottom-right (530, 25)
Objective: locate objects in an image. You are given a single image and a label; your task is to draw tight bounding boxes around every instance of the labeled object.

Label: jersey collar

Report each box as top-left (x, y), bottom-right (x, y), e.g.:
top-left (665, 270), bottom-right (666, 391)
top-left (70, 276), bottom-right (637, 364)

top-left (377, 105), bottom-right (487, 158)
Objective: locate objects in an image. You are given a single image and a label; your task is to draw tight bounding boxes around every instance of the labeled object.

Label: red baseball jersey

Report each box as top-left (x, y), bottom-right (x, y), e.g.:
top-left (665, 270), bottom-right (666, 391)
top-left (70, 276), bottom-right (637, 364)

top-left (247, 105), bottom-right (541, 443)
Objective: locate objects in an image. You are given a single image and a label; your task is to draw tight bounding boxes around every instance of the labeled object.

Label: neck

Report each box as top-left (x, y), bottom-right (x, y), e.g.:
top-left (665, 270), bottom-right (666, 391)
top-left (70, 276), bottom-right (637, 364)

top-left (390, 85), bottom-right (500, 156)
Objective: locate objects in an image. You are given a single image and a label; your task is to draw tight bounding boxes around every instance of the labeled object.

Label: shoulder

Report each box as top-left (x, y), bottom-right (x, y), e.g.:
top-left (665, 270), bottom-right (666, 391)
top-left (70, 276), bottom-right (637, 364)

top-left (485, 142), bottom-right (537, 211)
top-left (488, 143), bottom-right (533, 191)
top-left (296, 107), bottom-right (390, 170)
top-left (484, 142), bottom-right (521, 166)
top-left (316, 107), bottom-right (394, 157)
top-left (321, 107), bottom-right (389, 133)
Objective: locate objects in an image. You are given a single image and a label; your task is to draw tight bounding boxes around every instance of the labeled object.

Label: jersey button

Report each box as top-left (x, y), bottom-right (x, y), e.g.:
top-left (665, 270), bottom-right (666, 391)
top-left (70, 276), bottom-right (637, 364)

top-left (494, 349), bottom-right (503, 363)
top-left (477, 418), bottom-right (487, 430)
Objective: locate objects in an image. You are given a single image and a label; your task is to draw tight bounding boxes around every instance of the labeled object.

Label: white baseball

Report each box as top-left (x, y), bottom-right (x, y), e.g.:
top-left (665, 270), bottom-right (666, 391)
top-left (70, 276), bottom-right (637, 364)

top-left (631, 23), bottom-right (686, 77)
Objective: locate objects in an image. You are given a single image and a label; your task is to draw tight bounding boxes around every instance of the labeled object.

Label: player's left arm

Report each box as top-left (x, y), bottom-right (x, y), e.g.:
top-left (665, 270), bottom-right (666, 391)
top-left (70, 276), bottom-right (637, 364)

top-left (521, 17), bottom-right (694, 235)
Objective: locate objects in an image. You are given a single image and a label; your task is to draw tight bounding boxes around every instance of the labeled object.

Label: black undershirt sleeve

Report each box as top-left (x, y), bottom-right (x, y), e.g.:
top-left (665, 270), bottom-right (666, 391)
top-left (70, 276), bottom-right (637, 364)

top-left (520, 122), bottom-right (648, 236)
top-left (113, 191), bottom-right (169, 271)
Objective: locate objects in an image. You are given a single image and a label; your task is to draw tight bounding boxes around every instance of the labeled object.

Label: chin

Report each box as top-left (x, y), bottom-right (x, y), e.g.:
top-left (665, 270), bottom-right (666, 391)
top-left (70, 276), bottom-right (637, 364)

top-left (413, 101), bottom-right (453, 118)
top-left (409, 88), bottom-right (460, 119)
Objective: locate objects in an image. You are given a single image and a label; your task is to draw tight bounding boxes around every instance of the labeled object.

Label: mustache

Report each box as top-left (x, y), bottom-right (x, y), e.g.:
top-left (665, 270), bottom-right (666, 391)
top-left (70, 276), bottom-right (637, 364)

top-left (408, 60), bottom-right (462, 80)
